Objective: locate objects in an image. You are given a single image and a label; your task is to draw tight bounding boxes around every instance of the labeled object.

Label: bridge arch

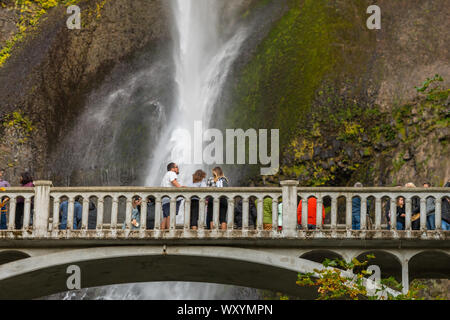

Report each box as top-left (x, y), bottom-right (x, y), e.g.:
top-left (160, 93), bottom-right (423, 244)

top-left (300, 250), bottom-right (344, 265)
top-left (409, 250), bottom-right (450, 280)
top-left (0, 250), bottom-right (30, 266)
top-left (0, 246), bottom-right (326, 299)
top-left (353, 250), bottom-right (403, 282)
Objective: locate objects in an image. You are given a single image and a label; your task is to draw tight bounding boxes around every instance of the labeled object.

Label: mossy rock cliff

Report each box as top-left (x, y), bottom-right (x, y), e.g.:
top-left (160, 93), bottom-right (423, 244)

top-left (224, 0), bottom-right (449, 187)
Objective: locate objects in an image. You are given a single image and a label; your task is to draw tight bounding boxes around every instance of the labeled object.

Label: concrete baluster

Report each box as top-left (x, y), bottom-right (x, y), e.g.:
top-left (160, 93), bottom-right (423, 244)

top-left (227, 197), bottom-right (235, 230)
top-left (154, 197), bottom-right (162, 230)
top-left (96, 197), bottom-right (104, 230)
top-left (301, 195), bottom-right (308, 230)
top-left (346, 196), bottom-right (352, 230)
top-left (316, 195), bottom-right (323, 230)
top-left (33, 181), bottom-right (52, 236)
top-left (331, 196), bottom-right (337, 231)
top-left (7, 196), bottom-right (16, 231)
top-left (435, 199), bottom-right (441, 231)
top-left (242, 196), bottom-right (249, 231)
top-left (375, 196), bottom-right (382, 230)
top-left (125, 196), bottom-right (133, 230)
top-left (390, 197), bottom-right (397, 230)
top-left (23, 197), bottom-right (31, 230)
top-left (213, 197), bottom-right (220, 230)
top-left (256, 196), bottom-right (264, 231)
top-left (198, 197), bottom-right (206, 231)
top-left (184, 197), bottom-right (191, 231)
top-left (405, 197), bottom-right (412, 230)
top-left (52, 197), bottom-right (60, 231)
top-left (169, 197), bottom-right (176, 230)
top-left (420, 197), bottom-right (426, 231)
top-left (402, 260), bottom-right (409, 294)
top-left (140, 197), bottom-right (147, 231)
top-left (361, 196), bottom-right (367, 230)
top-left (67, 197), bottom-right (74, 231)
top-left (272, 198), bottom-right (278, 232)
top-left (110, 196), bottom-right (119, 229)
top-left (280, 181), bottom-right (298, 236)
top-left (81, 197), bottom-right (89, 230)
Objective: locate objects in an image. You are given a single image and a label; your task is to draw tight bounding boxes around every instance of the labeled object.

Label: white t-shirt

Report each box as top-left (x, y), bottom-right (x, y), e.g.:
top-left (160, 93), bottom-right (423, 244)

top-left (161, 171), bottom-right (179, 205)
top-left (161, 171), bottom-right (178, 188)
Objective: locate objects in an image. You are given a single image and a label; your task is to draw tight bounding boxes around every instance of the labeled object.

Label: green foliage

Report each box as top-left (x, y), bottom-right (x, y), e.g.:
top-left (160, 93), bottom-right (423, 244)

top-left (415, 74), bottom-right (445, 101)
top-left (2, 111), bottom-right (34, 143)
top-left (297, 255), bottom-right (428, 300)
top-left (227, 0), bottom-right (362, 147)
top-left (0, 0), bottom-right (102, 68)
top-left (392, 153), bottom-right (406, 173)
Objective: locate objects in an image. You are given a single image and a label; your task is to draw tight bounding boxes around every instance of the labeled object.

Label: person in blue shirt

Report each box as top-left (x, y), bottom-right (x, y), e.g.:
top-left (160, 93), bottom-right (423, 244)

top-left (352, 182), bottom-right (372, 230)
top-left (59, 196), bottom-right (83, 230)
top-left (123, 196), bottom-right (142, 230)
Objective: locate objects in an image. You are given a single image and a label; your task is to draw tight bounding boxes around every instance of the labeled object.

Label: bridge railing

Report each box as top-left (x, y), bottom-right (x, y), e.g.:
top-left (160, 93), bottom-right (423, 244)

top-left (0, 180), bottom-right (449, 238)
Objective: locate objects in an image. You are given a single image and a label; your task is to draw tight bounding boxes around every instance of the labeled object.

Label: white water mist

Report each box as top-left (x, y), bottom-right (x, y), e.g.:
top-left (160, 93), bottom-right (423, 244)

top-left (145, 0), bottom-right (248, 186)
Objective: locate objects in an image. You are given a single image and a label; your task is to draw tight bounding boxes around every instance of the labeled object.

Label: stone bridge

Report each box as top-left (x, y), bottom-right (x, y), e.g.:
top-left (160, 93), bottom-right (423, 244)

top-left (0, 181), bottom-right (449, 299)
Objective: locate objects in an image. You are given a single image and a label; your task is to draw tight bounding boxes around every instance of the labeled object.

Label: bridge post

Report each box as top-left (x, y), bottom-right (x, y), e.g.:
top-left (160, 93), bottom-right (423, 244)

top-left (280, 180), bottom-right (298, 236)
top-left (401, 259), bottom-right (409, 294)
top-left (33, 181), bottom-right (52, 237)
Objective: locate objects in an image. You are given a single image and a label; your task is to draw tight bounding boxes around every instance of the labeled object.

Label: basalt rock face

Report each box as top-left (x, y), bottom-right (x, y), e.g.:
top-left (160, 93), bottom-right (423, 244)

top-left (0, 0), bottom-right (170, 185)
top-left (223, 0), bottom-right (450, 187)
top-left (0, 0), bottom-right (449, 188)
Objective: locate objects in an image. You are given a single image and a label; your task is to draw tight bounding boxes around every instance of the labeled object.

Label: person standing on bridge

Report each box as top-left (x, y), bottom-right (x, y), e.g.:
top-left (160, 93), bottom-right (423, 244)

top-left (0, 196), bottom-right (10, 230)
top-left (396, 196), bottom-right (406, 230)
top-left (351, 182), bottom-right (372, 230)
top-left (423, 182), bottom-right (436, 230)
top-left (206, 167), bottom-right (229, 230)
top-left (405, 182), bottom-right (421, 230)
top-left (59, 196), bottom-right (83, 230)
top-left (187, 170), bottom-right (207, 230)
top-left (297, 196), bottom-right (325, 230)
top-left (161, 162), bottom-right (184, 230)
top-left (123, 196), bottom-right (142, 230)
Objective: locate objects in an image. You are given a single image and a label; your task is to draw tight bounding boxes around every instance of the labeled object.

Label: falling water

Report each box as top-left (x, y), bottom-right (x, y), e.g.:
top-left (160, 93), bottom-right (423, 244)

top-left (45, 0), bottom-right (261, 300)
top-left (145, 0), bottom-right (248, 185)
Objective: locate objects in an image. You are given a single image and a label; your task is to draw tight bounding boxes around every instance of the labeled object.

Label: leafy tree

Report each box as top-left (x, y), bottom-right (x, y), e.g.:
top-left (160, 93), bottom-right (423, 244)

top-left (296, 255), bottom-right (429, 300)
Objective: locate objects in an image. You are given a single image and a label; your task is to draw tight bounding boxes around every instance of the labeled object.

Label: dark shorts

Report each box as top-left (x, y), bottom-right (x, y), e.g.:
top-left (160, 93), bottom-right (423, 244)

top-left (162, 199), bottom-right (182, 218)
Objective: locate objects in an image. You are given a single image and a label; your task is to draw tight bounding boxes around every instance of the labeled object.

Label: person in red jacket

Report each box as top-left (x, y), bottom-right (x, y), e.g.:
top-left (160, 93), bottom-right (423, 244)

top-left (297, 197), bottom-right (325, 229)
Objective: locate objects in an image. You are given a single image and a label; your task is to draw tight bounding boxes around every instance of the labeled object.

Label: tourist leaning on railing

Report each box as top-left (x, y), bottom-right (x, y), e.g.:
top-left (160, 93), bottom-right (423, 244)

top-left (123, 196), bottom-right (142, 230)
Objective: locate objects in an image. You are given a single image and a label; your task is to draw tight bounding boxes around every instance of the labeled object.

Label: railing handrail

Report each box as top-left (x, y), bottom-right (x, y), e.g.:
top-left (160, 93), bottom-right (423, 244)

top-left (1, 181), bottom-right (449, 238)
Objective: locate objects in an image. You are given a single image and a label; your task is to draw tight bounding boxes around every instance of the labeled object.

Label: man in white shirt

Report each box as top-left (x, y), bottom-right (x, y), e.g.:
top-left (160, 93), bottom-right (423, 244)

top-left (161, 163), bottom-right (183, 229)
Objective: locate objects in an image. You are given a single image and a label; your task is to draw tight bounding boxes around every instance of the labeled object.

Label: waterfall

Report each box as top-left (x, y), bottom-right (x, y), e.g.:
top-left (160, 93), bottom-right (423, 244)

top-left (45, 0), bottom-right (259, 300)
top-left (145, 0), bottom-right (248, 186)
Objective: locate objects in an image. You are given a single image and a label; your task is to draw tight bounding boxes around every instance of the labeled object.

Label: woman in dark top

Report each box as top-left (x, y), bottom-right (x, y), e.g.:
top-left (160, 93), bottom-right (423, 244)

top-left (396, 196), bottom-right (406, 230)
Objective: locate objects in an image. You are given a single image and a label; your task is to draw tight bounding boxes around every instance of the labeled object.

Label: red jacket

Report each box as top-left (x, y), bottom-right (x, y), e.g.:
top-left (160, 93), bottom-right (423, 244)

top-left (297, 197), bottom-right (325, 225)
